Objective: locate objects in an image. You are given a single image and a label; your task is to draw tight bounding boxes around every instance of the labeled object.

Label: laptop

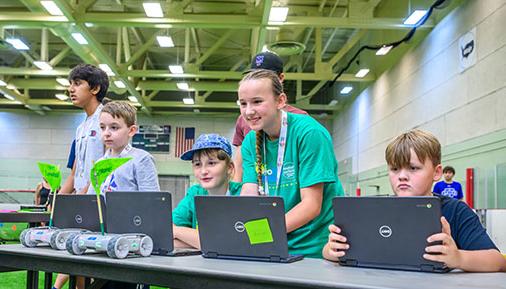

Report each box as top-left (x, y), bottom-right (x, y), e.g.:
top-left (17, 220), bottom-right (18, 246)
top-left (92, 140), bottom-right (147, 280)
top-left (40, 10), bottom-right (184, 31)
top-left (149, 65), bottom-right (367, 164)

top-left (332, 196), bottom-right (450, 273)
top-left (195, 196), bottom-right (303, 263)
top-left (53, 194), bottom-right (105, 231)
top-left (105, 191), bottom-right (200, 256)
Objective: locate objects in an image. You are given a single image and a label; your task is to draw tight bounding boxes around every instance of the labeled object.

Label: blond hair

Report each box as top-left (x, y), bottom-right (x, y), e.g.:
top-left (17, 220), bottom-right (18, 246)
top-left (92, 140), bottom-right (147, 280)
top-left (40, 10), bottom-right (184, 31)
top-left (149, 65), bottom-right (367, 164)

top-left (385, 129), bottom-right (441, 168)
top-left (101, 101), bottom-right (137, 127)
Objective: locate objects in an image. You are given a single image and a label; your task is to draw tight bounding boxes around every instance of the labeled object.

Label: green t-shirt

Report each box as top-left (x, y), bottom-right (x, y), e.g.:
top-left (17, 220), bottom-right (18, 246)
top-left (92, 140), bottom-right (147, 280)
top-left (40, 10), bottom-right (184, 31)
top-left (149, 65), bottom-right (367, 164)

top-left (242, 113), bottom-right (345, 258)
top-left (172, 181), bottom-right (242, 229)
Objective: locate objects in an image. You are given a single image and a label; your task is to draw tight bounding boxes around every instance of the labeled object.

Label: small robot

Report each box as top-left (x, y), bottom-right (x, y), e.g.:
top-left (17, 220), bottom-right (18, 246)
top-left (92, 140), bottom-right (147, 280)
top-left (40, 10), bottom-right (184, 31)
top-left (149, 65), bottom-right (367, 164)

top-left (66, 232), bottom-right (153, 259)
top-left (20, 227), bottom-right (90, 250)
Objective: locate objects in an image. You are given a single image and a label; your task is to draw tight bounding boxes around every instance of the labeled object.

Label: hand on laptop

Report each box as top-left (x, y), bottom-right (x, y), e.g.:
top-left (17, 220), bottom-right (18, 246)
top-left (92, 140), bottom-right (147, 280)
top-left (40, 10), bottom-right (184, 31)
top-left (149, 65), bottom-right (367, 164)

top-left (423, 216), bottom-right (461, 269)
top-left (322, 224), bottom-right (350, 262)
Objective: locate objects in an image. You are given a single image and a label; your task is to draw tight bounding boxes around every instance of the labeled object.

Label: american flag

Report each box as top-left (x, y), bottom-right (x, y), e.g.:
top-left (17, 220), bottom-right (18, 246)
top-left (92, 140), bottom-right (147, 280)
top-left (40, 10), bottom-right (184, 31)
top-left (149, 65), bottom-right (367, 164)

top-left (175, 127), bottom-right (195, 157)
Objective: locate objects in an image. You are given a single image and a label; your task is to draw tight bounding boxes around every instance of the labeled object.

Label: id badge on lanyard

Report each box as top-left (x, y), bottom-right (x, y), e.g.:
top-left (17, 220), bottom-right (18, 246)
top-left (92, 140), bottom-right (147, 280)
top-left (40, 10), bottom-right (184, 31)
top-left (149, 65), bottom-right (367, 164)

top-left (260, 110), bottom-right (288, 196)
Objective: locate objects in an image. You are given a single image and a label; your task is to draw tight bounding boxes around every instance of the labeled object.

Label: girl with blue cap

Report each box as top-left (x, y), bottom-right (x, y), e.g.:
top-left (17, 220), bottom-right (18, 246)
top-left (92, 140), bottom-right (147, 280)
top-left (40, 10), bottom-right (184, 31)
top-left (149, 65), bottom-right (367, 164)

top-left (172, 134), bottom-right (242, 249)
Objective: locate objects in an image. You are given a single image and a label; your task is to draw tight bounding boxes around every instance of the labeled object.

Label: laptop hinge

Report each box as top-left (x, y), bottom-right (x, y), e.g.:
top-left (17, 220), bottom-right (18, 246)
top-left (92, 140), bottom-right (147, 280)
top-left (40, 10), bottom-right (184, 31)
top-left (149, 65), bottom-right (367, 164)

top-left (269, 255), bottom-right (281, 262)
top-left (207, 251), bottom-right (218, 258)
top-left (420, 264), bottom-right (435, 272)
top-left (340, 259), bottom-right (358, 266)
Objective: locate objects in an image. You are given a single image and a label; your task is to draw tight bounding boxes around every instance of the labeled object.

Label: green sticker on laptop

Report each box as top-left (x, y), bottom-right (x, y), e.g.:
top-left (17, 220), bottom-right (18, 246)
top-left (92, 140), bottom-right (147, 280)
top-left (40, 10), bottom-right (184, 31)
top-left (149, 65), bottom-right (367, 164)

top-left (244, 218), bottom-right (273, 245)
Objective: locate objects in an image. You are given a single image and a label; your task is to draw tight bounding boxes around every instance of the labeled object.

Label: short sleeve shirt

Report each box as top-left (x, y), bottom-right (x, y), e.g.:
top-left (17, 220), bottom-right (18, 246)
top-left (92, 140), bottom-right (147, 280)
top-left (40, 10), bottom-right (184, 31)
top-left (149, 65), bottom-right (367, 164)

top-left (74, 104), bottom-right (105, 192)
top-left (433, 181), bottom-right (463, 200)
top-left (241, 113), bottom-right (345, 258)
top-left (172, 182), bottom-right (242, 228)
top-left (232, 105), bottom-right (307, 146)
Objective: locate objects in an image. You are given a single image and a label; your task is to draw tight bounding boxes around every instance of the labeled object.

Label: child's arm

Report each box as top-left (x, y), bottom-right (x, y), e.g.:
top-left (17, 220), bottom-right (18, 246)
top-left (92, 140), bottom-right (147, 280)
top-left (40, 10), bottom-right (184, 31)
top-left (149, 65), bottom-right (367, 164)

top-left (59, 162), bottom-right (76, 194)
top-left (322, 224), bottom-right (350, 262)
top-left (424, 217), bottom-right (506, 272)
top-left (240, 183), bottom-right (259, 196)
top-left (173, 226), bottom-right (200, 249)
top-left (285, 183), bottom-right (323, 233)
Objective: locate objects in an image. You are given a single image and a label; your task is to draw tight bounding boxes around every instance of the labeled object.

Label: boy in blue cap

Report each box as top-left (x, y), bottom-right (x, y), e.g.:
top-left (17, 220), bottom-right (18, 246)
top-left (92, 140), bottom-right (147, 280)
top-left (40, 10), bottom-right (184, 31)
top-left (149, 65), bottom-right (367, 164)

top-left (172, 134), bottom-right (242, 249)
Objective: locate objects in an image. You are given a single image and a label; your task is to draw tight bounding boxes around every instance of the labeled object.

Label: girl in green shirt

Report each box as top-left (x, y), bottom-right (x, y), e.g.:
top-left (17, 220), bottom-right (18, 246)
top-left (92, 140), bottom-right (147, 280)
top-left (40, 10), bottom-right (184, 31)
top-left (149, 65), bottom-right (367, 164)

top-left (172, 134), bottom-right (242, 249)
top-left (238, 69), bottom-right (344, 258)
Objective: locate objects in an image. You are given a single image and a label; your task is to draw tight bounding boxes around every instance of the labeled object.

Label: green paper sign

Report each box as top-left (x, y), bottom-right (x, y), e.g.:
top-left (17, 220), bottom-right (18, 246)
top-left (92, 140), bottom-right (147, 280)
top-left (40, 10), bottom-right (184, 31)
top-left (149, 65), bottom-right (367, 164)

top-left (37, 162), bottom-right (61, 192)
top-left (244, 218), bottom-right (274, 245)
top-left (90, 158), bottom-right (132, 194)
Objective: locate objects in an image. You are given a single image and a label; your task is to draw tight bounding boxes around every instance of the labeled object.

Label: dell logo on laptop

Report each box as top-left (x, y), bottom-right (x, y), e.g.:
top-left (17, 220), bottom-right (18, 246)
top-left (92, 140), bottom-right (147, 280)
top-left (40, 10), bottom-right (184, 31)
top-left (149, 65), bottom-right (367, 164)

top-left (379, 225), bottom-right (392, 238)
top-left (133, 216), bottom-right (142, 226)
top-left (234, 221), bottom-right (245, 232)
top-left (75, 214), bottom-right (83, 224)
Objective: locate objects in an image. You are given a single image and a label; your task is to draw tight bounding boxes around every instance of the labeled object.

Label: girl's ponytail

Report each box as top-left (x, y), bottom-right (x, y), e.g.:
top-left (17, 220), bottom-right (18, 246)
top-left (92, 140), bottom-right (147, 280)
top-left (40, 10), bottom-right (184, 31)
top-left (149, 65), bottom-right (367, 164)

top-left (255, 130), bottom-right (264, 194)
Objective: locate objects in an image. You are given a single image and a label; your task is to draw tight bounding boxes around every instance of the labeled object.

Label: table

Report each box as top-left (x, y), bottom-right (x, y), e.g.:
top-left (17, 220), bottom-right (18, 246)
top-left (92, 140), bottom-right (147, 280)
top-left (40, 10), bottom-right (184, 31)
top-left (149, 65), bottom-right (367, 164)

top-left (0, 244), bottom-right (505, 289)
top-left (0, 212), bottom-right (50, 224)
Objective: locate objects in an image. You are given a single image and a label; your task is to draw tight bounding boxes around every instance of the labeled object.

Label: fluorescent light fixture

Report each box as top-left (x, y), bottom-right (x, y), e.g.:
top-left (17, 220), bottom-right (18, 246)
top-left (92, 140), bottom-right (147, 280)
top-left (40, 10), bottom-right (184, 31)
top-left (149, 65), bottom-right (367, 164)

top-left (98, 64), bottom-right (115, 76)
top-left (261, 45), bottom-right (270, 52)
top-left (168, 65), bottom-right (184, 74)
top-left (376, 45), bottom-right (393, 55)
top-left (143, 2), bottom-right (164, 18)
top-left (156, 36), bottom-right (174, 47)
top-left (340, 86), bottom-right (353, 94)
top-left (56, 78), bottom-right (70, 86)
top-left (114, 80), bottom-right (126, 88)
top-left (40, 1), bottom-right (64, 16)
top-left (6, 84), bottom-right (16, 89)
top-left (193, 109), bottom-right (200, 113)
top-left (3, 94), bottom-right (15, 101)
top-left (84, 22), bottom-right (94, 27)
top-left (236, 100), bottom-right (241, 106)
top-left (355, 68), bottom-right (370, 78)
top-left (177, 82), bottom-right (190, 90)
top-left (328, 99), bottom-right (339, 106)
top-left (128, 96), bottom-right (138, 103)
top-left (33, 61), bottom-right (53, 71)
top-left (71, 33), bottom-right (88, 44)
top-left (5, 38), bottom-right (29, 50)
top-left (269, 7), bottom-right (289, 22)
top-left (55, 93), bottom-right (68, 101)
top-left (404, 10), bottom-right (427, 25)
top-left (0, 80), bottom-right (6, 86)
top-left (182, 98), bottom-right (194, 105)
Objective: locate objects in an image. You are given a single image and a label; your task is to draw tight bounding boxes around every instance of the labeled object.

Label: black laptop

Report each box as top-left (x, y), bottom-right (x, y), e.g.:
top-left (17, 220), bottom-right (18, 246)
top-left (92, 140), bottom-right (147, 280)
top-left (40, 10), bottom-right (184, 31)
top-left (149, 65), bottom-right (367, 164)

top-left (105, 191), bottom-right (200, 256)
top-left (53, 194), bottom-right (105, 231)
top-left (195, 196), bottom-right (303, 263)
top-left (332, 196), bottom-right (450, 273)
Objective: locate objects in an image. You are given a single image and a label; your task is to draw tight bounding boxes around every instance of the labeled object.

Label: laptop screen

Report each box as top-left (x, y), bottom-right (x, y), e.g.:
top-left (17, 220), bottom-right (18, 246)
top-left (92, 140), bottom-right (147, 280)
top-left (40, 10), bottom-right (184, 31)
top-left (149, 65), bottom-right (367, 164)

top-left (53, 194), bottom-right (105, 231)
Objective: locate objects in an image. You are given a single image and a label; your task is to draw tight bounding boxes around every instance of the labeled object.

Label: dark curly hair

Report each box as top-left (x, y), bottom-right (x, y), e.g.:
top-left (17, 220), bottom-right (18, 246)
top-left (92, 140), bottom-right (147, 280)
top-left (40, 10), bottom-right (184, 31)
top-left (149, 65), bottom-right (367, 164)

top-left (69, 64), bottom-right (109, 102)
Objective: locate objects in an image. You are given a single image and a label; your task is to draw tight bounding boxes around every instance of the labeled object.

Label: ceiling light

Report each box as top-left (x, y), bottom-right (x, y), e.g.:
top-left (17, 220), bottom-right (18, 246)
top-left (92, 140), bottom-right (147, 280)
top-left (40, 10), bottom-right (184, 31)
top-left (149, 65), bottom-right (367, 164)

top-left (55, 93), bottom-right (68, 101)
top-left (71, 33), bottom-right (88, 44)
top-left (156, 36), bottom-right (174, 47)
top-left (40, 1), bottom-right (64, 16)
top-left (0, 80), bottom-right (6, 86)
top-left (355, 69), bottom-right (370, 78)
top-left (84, 22), bottom-right (94, 27)
top-left (98, 64), bottom-right (115, 76)
top-left (143, 2), bottom-right (164, 18)
top-left (5, 38), bottom-right (29, 50)
top-left (376, 45), bottom-right (393, 56)
top-left (3, 94), bottom-right (15, 101)
top-left (340, 86), bottom-right (353, 94)
top-left (128, 96), bottom-right (138, 103)
top-left (193, 109), bottom-right (200, 113)
top-left (329, 100), bottom-right (338, 106)
top-left (33, 61), bottom-right (53, 71)
top-left (182, 98), bottom-right (194, 105)
top-left (56, 78), bottom-right (70, 86)
top-left (6, 84), bottom-right (16, 90)
top-left (404, 10), bottom-right (428, 25)
top-left (269, 7), bottom-right (289, 22)
top-left (114, 80), bottom-right (126, 88)
top-left (177, 82), bottom-right (189, 90)
top-left (236, 100), bottom-right (241, 106)
top-left (168, 65), bottom-right (184, 74)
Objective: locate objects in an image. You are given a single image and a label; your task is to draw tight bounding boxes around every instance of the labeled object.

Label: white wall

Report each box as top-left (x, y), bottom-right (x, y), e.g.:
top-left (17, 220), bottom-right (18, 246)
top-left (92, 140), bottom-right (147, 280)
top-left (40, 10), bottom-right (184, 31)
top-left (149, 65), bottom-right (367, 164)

top-left (333, 0), bottom-right (506, 175)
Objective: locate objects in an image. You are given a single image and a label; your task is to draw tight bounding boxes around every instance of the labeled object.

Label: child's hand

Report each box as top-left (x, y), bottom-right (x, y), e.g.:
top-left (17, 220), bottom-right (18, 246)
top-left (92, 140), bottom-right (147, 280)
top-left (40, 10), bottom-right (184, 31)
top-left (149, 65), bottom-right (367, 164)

top-left (423, 216), bottom-right (462, 269)
top-left (323, 224), bottom-right (350, 262)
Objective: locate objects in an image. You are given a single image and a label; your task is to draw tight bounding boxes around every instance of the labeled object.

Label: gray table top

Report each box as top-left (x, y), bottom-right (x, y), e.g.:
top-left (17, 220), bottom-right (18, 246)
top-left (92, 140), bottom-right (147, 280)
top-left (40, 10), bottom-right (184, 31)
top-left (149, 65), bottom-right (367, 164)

top-left (0, 212), bottom-right (49, 223)
top-left (0, 244), bottom-right (505, 289)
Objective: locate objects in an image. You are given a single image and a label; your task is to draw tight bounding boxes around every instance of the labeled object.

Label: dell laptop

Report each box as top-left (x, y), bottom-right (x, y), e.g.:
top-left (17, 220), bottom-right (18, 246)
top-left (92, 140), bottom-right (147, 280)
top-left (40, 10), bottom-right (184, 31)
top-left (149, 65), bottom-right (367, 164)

top-left (53, 194), bottom-right (105, 231)
top-left (105, 191), bottom-right (200, 256)
top-left (332, 196), bottom-right (450, 273)
top-left (195, 196), bottom-right (303, 263)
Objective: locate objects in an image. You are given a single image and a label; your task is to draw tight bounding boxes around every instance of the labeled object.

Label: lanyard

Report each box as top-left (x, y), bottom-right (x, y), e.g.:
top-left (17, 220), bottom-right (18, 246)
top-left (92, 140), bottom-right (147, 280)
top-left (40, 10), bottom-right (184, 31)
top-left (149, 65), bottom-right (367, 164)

top-left (260, 110), bottom-right (288, 196)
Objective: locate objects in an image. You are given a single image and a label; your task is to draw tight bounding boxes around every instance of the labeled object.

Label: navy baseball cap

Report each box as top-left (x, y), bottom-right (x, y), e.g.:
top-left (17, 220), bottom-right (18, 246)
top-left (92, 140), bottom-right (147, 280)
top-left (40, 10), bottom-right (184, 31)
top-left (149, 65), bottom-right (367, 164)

top-left (180, 134), bottom-right (232, 161)
top-left (247, 52), bottom-right (283, 75)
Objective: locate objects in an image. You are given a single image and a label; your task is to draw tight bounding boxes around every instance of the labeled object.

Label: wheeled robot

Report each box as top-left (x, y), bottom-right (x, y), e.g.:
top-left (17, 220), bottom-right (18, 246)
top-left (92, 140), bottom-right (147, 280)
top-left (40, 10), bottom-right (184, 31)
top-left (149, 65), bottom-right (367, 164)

top-left (66, 232), bottom-right (153, 259)
top-left (20, 227), bottom-right (90, 250)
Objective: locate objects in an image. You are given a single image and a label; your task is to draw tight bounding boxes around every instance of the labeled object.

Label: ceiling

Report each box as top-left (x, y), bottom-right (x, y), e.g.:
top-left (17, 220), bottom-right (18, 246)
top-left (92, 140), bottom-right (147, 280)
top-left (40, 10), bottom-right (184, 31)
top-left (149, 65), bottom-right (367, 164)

top-left (0, 0), bottom-right (461, 116)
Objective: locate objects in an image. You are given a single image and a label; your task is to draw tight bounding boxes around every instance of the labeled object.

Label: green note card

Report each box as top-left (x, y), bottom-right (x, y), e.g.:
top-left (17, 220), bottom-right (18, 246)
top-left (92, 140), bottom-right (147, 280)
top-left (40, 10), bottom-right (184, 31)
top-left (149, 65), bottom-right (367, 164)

top-left (37, 162), bottom-right (61, 192)
top-left (244, 218), bottom-right (274, 245)
top-left (90, 157), bottom-right (132, 194)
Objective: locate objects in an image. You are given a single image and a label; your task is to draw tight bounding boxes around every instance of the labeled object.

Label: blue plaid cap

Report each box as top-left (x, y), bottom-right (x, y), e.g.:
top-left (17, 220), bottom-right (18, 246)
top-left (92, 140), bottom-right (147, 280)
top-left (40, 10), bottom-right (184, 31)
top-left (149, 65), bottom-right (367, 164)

top-left (180, 134), bottom-right (232, 161)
